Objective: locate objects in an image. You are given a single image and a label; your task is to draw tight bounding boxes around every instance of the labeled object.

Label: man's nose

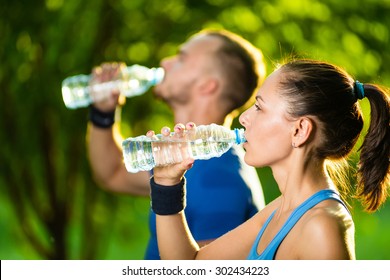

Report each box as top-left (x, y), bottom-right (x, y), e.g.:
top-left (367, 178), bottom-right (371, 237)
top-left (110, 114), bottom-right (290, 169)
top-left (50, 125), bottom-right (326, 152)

top-left (160, 56), bottom-right (175, 70)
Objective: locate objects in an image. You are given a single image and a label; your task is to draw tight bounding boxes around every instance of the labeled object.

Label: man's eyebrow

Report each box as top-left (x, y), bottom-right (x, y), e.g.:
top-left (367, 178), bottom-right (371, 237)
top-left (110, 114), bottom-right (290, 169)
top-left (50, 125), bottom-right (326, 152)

top-left (177, 45), bottom-right (186, 55)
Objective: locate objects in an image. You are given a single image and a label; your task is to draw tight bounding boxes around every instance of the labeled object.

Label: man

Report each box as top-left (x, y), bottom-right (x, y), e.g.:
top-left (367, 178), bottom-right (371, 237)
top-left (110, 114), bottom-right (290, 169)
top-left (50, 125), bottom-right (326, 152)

top-left (87, 29), bottom-right (266, 259)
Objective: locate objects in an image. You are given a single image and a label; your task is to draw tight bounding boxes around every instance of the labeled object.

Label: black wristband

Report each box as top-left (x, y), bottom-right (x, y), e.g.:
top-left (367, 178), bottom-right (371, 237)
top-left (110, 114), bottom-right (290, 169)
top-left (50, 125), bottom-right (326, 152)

top-left (89, 105), bottom-right (115, 128)
top-left (150, 177), bottom-right (186, 215)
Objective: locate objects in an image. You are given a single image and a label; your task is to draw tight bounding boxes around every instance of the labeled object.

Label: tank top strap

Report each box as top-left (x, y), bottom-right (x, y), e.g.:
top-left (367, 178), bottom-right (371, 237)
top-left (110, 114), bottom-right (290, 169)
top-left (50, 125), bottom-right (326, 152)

top-left (275, 189), bottom-right (348, 240)
top-left (247, 189), bottom-right (347, 260)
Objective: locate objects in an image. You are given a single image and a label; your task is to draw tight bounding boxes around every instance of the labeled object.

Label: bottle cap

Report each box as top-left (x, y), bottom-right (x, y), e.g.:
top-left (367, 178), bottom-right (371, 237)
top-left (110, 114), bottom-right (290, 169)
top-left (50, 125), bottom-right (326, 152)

top-left (152, 67), bottom-right (165, 85)
top-left (234, 128), bottom-right (246, 144)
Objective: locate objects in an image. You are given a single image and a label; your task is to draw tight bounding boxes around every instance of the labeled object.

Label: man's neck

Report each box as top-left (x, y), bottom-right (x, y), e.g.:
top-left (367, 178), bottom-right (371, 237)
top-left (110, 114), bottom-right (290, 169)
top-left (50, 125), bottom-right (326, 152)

top-left (173, 106), bottom-right (231, 127)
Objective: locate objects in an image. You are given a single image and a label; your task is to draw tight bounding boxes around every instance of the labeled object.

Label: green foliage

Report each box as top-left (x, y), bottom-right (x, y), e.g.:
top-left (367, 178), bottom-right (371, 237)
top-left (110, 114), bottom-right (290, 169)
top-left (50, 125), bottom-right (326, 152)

top-left (0, 0), bottom-right (389, 259)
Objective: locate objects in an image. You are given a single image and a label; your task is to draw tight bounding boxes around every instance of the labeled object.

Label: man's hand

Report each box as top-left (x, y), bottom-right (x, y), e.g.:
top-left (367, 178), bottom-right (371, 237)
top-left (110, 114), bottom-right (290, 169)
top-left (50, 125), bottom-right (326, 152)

top-left (90, 62), bottom-right (126, 112)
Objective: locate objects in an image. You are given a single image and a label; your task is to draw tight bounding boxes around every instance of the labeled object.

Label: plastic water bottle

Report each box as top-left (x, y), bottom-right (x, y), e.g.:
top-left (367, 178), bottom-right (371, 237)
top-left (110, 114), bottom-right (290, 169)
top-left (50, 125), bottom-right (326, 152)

top-left (122, 123), bottom-right (246, 173)
top-left (62, 64), bottom-right (164, 109)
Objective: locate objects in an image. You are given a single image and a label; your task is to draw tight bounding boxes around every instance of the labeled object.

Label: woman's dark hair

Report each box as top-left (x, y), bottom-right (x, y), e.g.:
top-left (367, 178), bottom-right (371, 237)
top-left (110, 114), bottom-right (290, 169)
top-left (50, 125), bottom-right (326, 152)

top-left (279, 59), bottom-right (389, 212)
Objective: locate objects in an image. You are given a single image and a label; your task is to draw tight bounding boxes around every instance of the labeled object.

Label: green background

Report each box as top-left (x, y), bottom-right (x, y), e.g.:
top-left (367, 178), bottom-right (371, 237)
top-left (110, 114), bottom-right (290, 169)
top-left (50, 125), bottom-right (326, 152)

top-left (1, 0), bottom-right (389, 259)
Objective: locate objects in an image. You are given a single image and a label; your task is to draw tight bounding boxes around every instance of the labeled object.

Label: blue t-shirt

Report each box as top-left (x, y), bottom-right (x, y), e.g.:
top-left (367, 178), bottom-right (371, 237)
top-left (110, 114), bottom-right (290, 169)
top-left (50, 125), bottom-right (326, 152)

top-left (145, 146), bottom-right (264, 260)
top-left (247, 189), bottom-right (349, 260)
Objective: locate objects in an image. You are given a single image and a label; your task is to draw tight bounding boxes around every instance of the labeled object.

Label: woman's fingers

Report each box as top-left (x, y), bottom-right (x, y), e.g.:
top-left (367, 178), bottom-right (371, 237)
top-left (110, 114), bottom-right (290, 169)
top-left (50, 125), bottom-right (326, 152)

top-left (149, 122), bottom-right (197, 141)
top-left (186, 122), bottom-right (196, 131)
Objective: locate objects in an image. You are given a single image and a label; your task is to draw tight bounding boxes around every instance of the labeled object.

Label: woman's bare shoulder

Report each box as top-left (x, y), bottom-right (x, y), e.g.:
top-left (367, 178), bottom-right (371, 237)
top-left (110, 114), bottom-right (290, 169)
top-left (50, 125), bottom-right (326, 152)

top-left (296, 200), bottom-right (355, 259)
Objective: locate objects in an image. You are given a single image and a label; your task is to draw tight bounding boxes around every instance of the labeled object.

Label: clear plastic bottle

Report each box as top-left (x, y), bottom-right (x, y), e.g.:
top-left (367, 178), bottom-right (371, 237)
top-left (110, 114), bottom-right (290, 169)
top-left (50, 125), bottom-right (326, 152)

top-left (61, 64), bottom-right (164, 109)
top-left (122, 123), bottom-right (246, 173)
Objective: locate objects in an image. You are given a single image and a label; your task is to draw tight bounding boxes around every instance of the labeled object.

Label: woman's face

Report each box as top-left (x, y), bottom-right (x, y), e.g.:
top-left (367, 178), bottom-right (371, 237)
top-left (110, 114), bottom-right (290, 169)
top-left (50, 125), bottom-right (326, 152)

top-left (239, 69), bottom-right (295, 168)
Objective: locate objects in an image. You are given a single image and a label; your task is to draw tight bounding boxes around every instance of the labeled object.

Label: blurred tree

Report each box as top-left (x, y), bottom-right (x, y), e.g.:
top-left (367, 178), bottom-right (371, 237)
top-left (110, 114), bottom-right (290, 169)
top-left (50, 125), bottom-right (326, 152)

top-left (0, 0), bottom-right (389, 259)
top-left (0, 0), bottom-right (151, 260)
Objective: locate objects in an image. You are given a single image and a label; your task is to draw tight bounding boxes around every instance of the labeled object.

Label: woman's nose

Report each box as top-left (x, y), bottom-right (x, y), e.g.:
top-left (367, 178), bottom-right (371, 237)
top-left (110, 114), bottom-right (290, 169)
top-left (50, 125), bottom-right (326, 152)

top-left (239, 109), bottom-right (249, 127)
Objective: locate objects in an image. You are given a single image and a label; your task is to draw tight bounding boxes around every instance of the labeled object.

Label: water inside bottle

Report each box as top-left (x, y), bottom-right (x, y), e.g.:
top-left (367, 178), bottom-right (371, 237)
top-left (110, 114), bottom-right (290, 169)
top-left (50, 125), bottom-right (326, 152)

top-left (120, 66), bottom-right (164, 97)
top-left (62, 75), bottom-right (92, 109)
top-left (190, 138), bottom-right (232, 159)
top-left (122, 136), bottom-right (156, 173)
top-left (122, 125), bottom-right (246, 173)
top-left (123, 137), bottom-right (236, 173)
top-left (120, 79), bottom-right (151, 97)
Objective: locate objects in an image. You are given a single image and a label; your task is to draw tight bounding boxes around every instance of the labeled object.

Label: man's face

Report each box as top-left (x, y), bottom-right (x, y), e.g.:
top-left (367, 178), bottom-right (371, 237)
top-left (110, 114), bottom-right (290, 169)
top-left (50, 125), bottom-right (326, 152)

top-left (154, 34), bottom-right (221, 107)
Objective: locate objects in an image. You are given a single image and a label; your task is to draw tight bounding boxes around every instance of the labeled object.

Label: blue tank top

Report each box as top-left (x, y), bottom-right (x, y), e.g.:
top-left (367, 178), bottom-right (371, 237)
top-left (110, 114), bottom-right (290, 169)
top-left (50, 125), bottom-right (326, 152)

top-left (247, 189), bottom-right (348, 260)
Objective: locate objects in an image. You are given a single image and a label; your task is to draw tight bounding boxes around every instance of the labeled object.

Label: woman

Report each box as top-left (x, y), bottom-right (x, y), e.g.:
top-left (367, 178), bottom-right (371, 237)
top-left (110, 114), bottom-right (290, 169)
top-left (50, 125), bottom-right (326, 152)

top-left (147, 59), bottom-right (390, 260)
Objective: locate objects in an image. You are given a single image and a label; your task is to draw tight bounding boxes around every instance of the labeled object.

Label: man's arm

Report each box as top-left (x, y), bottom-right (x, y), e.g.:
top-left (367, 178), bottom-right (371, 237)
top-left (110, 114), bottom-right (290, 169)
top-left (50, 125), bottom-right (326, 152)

top-left (87, 123), bottom-right (151, 196)
top-left (86, 62), bottom-right (151, 196)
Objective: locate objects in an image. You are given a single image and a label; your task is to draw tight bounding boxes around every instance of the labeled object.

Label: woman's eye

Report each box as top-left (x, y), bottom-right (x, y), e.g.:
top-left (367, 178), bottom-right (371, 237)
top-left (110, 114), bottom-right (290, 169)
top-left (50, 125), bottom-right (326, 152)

top-left (255, 104), bottom-right (261, 111)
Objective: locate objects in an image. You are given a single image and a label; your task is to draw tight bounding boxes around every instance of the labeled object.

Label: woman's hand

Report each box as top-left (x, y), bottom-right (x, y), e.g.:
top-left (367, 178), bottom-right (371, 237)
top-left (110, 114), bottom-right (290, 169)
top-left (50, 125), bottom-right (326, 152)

top-left (148, 122), bottom-right (196, 186)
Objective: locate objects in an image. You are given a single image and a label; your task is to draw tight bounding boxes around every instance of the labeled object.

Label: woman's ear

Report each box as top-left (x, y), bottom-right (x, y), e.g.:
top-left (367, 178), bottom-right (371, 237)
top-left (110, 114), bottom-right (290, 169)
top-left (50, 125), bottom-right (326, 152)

top-left (292, 117), bottom-right (313, 148)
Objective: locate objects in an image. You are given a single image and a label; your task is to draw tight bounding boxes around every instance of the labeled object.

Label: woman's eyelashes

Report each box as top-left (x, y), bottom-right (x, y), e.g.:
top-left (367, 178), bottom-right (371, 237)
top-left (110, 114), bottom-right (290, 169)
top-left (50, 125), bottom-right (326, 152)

top-left (255, 104), bottom-right (262, 111)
